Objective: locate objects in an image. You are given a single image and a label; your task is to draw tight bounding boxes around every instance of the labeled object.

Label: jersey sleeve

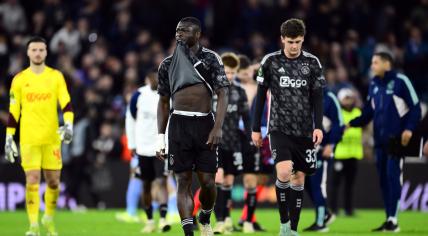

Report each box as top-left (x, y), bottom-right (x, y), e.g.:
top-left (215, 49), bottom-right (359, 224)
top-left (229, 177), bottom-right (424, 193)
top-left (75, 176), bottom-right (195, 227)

top-left (209, 53), bottom-right (230, 91)
top-left (6, 75), bottom-right (22, 135)
top-left (310, 58), bottom-right (326, 90)
top-left (57, 70), bottom-right (74, 124)
top-left (256, 58), bottom-right (270, 87)
top-left (157, 60), bottom-right (171, 97)
top-left (238, 87), bottom-right (251, 139)
top-left (125, 106), bottom-right (136, 150)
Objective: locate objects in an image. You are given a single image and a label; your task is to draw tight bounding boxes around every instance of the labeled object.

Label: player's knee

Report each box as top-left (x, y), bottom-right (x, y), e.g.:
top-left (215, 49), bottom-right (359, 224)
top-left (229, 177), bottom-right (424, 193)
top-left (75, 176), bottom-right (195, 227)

top-left (243, 174), bottom-right (257, 189)
top-left (277, 170), bottom-right (292, 182)
top-left (155, 177), bottom-right (167, 187)
top-left (25, 172), bottom-right (41, 184)
top-left (223, 176), bottom-right (234, 186)
top-left (201, 178), bottom-right (216, 190)
top-left (47, 179), bottom-right (60, 189)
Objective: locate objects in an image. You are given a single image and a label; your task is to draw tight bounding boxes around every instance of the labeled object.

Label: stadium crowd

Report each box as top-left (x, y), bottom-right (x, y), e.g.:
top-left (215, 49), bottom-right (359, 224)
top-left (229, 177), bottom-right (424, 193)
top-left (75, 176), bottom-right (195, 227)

top-left (0, 0), bottom-right (427, 209)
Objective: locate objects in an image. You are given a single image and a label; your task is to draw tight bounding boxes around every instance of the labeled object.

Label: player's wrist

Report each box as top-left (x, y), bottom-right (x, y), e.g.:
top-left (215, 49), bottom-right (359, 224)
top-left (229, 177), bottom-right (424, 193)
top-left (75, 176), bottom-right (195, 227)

top-left (157, 134), bottom-right (166, 150)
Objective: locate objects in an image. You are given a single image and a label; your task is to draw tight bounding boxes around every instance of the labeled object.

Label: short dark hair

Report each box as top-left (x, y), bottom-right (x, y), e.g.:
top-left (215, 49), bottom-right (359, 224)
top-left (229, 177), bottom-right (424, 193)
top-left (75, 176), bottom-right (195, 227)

top-left (26, 36), bottom-right (47, 49)
top-left (238, 54), bottom-right (251, 70)
top-left (179, 17), bottom-right (201, 32)
top-left (374, 51), bottom-right (394, 66)
top-left (280, 18), bottom-right (306, 38)
top-left (221, 52), bottom-right (240, 70)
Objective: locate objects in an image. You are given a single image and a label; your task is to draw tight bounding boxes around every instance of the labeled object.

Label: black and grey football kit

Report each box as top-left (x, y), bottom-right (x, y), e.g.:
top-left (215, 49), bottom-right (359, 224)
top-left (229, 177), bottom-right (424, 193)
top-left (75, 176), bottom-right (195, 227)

top-left (252, 50), bottom-right (325, 175)
top-left (137, 155), bottom-right (169, 181)
top-left (213, 80), bottom-right (252, 175)
top-left (158, 42), bottom-right (230, 173)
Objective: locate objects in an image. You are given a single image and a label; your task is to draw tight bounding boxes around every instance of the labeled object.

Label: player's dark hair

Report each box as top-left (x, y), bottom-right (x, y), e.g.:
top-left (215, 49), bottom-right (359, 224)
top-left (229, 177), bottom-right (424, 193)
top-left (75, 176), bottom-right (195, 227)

top-left (26, 36), bottom-right (47, 49)
top-left (238, 54), bottom-right (251, 70)
top-left (179, 17), bottom-right (201, 32)
top-left (221, 52), bottom-right (240, 70)
top-left (374, 51), bottom-right (394, 67)
top-left (280, 18), bottom-right (306, 38)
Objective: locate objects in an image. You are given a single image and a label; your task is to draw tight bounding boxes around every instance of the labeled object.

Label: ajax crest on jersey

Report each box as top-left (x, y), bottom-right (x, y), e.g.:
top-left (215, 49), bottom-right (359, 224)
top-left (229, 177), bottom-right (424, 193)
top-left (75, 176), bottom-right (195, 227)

top-left (301, 65), bottom-right (310, 75)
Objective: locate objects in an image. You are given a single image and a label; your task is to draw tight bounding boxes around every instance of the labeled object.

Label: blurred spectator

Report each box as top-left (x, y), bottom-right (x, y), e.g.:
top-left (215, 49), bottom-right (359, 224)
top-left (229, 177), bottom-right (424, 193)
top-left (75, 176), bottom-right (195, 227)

top-left (50, 19), bottom-right (81, 58)
top-left (331, 88), bottom-right (364, 216)
top-left (90, 121), bottom-right (122, 209)
top-left (0, 0), bottom-right (27, 33)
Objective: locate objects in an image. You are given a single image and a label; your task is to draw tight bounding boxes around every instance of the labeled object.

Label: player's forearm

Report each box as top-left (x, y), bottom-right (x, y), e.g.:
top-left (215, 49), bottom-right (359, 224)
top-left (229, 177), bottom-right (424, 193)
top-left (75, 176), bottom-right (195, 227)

top-left (62, 101), bottom-right (74, 124)
top-left (213, 87), bottom-right (229, 129)
top-left (242, 110), bottom-right (252, 140)
top-left (312, 88), bottom-right (323, 130)
top-left (252, 85), bottom-right (268, 132)
top-left (6, 113), bottom-right (19, 136)
top-left (157, 96), bottom-right (170, 134)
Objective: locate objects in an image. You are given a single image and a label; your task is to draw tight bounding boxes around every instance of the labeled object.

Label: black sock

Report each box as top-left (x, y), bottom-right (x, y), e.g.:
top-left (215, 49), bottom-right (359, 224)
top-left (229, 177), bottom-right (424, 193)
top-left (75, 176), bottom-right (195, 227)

top-left (289, 184), bottom-right (304, 231)
top-left (145, 205), bottom-right (153, 220)
top-left (198, 208), bottom-right (213, 225)
top-left (222, 185), bottom-right (232, 218)
top-left (275, 179), bottom-right (290, 224)
top-left (214, 185), bottom-right (224, 221)
top-left (245, 188), bottom-right (257, 222)
top-left (181, 218), bottom-right (194, 236)
top-left (159, 203), bottom-right (168, 218)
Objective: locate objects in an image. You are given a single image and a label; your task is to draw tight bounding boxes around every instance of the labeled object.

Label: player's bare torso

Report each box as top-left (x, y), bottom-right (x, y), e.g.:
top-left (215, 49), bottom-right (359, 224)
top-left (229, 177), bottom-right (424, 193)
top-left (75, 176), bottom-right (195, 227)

top-left (172, 83), bottom-right (212, 113)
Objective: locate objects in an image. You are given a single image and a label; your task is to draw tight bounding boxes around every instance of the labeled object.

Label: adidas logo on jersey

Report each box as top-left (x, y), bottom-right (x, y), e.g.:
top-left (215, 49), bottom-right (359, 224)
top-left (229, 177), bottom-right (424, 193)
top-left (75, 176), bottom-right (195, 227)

top-left (280, 76), bottom-right (307, 88)
top-left (278, 67), bottom-right (285, 73)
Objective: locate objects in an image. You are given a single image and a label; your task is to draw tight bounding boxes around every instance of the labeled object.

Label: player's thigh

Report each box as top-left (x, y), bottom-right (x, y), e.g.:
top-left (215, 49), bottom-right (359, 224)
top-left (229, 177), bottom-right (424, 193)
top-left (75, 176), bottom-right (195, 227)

top-left (20, 144), bottom-right (43, 172)
top-left (41, 142), bottom-right (62, 171)
top-left (139, 156), bottom-right (156, 182)
top-left (195, 148), bottom-right (218, 174)
top-left (153, 157), bottom-right (169, 179)
top-left (291, 138), bottom-right (317, 176)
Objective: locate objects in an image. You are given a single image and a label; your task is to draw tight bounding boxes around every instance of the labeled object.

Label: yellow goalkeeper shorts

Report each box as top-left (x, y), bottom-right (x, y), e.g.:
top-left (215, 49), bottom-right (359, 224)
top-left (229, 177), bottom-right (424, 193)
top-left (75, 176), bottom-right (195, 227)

top-left (20, 142), bottom-right (62, 171)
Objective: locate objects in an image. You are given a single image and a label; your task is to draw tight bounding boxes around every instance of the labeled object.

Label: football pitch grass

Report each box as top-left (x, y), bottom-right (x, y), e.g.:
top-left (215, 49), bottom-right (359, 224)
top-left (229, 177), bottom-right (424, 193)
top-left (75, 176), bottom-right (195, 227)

top-left (0, 209), bottom-right (427, 236)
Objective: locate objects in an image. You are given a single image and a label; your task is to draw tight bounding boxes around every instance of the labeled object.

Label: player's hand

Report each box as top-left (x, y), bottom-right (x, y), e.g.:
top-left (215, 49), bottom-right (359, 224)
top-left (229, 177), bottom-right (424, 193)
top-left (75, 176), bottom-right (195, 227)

top-left (313, 129), bottom-right (323, 147)
top-left (5, 135), bottom-right (18, 163)
top-left (207, 127), bottom-right (222, 150)
top-left (401, 130), bottom-right (412, 146)
top-left (156, 134), bottom-right (166, 161)
top-left (251, 132), bottom-right (263, 148)
top-left (58, 122), bottom-right (73, 144)
top-left (322, 144), bottom-right (334, 159)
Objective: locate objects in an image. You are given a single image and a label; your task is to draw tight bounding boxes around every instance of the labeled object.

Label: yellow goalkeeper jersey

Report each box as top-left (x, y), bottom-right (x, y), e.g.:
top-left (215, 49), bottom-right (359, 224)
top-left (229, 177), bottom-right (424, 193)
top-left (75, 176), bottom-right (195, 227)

top-left (7, 66), bottom-right (74, 145)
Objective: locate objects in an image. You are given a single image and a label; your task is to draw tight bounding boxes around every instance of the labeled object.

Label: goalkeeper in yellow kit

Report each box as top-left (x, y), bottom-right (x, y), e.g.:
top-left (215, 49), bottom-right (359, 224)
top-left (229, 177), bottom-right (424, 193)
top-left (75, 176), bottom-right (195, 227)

top-left (4, 36), bottom-right (74, 236)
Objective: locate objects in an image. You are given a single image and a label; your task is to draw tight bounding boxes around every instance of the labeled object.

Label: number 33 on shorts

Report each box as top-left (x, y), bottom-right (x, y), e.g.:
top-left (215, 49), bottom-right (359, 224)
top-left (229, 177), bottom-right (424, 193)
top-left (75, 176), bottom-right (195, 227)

top-left (305, 149), bottom-right (317, 167)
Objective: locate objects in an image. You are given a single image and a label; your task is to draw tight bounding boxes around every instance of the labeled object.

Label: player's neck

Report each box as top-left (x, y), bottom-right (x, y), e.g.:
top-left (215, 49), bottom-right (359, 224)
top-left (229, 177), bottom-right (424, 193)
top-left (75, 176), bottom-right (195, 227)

top-left (30, 63), bottom-right (45, 75)
top-left (283, 49), bottom-right (301, 59)
top-left (189, 43), bottom-right (200, 54)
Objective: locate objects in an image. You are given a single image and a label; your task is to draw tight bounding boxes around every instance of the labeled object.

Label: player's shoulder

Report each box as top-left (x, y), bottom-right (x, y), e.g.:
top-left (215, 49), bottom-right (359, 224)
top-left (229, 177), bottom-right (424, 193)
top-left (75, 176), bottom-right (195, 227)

top-left (44, 66), bottom-right (65, 80)
top-left (260, 50), bottom-right (282, 65)
top-left (302, 50), bottom-right (322, 68)
top-left (158, 55), bottom-right (173, 70)
top-left (201, 47), bottom-right (223, 65)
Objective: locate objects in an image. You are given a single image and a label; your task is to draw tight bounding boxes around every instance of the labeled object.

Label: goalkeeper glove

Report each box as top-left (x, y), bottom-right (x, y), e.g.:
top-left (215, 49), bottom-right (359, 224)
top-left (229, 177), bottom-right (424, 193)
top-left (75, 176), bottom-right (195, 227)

top-left (5, 135), bottom-right (18, 163)
top-left (58, 122), bottom-right (73, 144)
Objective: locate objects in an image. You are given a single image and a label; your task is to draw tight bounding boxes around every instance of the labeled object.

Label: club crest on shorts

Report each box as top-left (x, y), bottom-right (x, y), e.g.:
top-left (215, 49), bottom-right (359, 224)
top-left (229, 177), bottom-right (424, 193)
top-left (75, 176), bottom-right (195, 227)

top-left (272, 149), bottom-right (277, 160)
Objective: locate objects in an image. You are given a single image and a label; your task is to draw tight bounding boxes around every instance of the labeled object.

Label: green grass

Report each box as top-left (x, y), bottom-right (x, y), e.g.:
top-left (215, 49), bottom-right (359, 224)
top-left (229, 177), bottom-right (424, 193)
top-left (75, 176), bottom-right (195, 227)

top-left (0, 209), bottom-right (427, 235)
